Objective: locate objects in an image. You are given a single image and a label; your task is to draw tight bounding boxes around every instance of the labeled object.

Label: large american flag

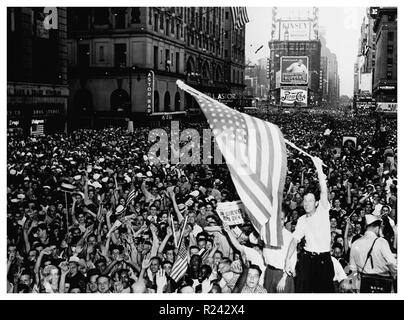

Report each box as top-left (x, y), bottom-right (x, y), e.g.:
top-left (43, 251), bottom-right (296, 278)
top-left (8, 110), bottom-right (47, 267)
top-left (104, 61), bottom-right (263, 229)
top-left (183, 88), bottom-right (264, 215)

top-left (177, 81), bottom-right (287, 247)
top-left (170, 237), bottom-right (188, 283)
top-left (230, 7), bottom-right (250, 30)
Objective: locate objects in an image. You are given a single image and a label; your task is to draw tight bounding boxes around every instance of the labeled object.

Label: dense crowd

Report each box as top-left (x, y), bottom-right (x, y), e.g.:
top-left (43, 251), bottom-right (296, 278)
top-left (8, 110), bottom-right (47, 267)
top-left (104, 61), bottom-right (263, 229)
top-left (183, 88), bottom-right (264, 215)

top-left (7, 109), bottom-right (397, 293)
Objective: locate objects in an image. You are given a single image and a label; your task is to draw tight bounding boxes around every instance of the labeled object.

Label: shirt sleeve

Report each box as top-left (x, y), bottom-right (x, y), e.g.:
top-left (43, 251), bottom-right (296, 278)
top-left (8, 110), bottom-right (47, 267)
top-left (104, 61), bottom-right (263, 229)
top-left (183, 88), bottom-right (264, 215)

top-left (292, 217), bottom-right (305, 242)
top-left (380, 238), bottom-right (397, 276)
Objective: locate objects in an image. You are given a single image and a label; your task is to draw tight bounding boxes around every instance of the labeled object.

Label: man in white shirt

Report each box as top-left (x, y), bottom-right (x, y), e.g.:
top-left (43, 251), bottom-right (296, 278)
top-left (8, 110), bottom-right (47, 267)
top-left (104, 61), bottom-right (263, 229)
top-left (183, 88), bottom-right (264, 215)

top-left (284, 156), bottom-right (335, 293)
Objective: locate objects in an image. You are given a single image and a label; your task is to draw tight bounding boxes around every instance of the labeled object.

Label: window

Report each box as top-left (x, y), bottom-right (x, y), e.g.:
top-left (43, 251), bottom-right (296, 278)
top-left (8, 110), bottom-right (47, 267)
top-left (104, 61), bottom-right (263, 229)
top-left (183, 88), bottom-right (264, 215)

top-left (165, 49), bottom-right (170, 71)
top-left (159, 14), bottom-right (164, 29)
top-left (166, 19), bottom-right (169, 36)
top-left (388, 32), bottom-right (394, 41)
top-left (388, 14), bottom-right (395, 22)
top-left (99, 46), bottom-right (105, 61)
top-left (77, 9), bottom-right (90, 30)
top-left (160, 50), bottom-right (163, 64)
top-left (154, 91), bottom-right (160, 112)
top-left (387, 71), bottom-right (392, 79)
top-left (153, 46), bottom-right (158, 69)
top-left (233, 70), bottom-right (235, 82)
top-left (225, 49), bottom-right (228, 58)
top-left (78, 44), bottom-right (90, 67)
top-left (176, 52), bottom-right (180, 73)
top-left (114, 8), bottom-right (126, 29)
top-left (225, 11), bottom-right (229, 19)
top-left (176, 24), bottom-right (180, 39)
top-left (154, 14), bottom-right (158, 31)
top-left (131, 7), bottom-right (141, 23)
top-left (387, 57), bottom-right (393, 65)
top-left (387, 45), bottom-right (394, 53)
top-left (94, 8), bottom-right (109, 25)
top-left (175, 92), bottom-right (181, 111)
top-left (114, 43), bottom-right (126, 67)
top-left (164, 92), bottom-right (171, 112)
top-left (171, 19), bottom-right (175, 34)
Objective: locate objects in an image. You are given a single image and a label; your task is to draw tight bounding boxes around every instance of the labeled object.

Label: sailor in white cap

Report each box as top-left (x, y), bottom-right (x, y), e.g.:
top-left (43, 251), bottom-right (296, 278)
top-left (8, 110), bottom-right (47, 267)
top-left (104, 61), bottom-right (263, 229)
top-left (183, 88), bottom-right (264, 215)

top-left (348, 214), bottom-right (397, 293)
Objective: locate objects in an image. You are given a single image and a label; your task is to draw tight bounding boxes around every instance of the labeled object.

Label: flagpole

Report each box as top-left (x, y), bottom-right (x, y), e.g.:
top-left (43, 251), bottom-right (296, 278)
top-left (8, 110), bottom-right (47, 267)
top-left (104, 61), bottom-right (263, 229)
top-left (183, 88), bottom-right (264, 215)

top-left (284, 139), bottom-right (327, 167)
top-left (177, 215), bottom-right (189, 247)
top-left (170, 213), bottom-right (178, 248)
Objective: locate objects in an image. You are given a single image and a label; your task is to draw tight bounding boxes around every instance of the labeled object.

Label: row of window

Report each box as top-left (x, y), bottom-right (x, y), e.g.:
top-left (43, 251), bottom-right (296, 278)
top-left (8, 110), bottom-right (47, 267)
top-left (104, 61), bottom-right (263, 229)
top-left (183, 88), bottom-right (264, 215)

top-left (153, 46), bottom-right (181, 74)
top-left (70, 8), bottom-right (142, 30)
top-left (232, 69), bottom-right (244, 85)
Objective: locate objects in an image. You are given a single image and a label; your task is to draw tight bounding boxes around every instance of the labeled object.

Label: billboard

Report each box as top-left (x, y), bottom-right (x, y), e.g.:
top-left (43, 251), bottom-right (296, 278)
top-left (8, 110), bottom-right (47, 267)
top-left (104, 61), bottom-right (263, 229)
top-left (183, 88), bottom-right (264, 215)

top-left (281, 56), bottom-right (309, 84)
top-left (277, 20), bottom-right (313, 41)
top-left (280, 87), bottom-right (308, 107)
top-left (359, 72), bottom-right (372, 93)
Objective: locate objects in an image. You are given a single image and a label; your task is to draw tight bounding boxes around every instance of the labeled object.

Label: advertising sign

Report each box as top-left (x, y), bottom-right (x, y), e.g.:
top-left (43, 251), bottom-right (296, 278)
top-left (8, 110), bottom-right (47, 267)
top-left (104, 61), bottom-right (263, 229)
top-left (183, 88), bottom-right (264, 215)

top-left (216, 201), bottom-right (245, 226)
top-left (280, 87), bottom-right (308, 107)
top-left (376, 102), bottom-right (397, 113)
top-left (278, 20), bottom-right (313, 41)
top-left (146, 71), bottom-right (154, 114)
top-left (359, 73), bottom-right (372, 93)
top-left (281, 56), bottom-right (309, 84)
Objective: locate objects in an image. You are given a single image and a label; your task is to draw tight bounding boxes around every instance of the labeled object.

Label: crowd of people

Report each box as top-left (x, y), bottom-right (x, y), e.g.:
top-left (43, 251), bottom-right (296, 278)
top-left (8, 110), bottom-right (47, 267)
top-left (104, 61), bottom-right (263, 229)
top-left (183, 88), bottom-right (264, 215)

top-left (7, 109), bottom-right (397, 293)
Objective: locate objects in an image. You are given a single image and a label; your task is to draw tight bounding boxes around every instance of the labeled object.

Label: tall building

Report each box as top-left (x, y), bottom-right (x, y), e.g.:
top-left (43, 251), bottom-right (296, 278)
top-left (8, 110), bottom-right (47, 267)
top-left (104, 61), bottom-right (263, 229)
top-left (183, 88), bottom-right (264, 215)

top-left (371, 7), bottom-right (397, 106)
top-left (319, 34), bottom-right (340, 107)
top-left (7, 7), bottom-right (69, 136)
top-left (268, 9), bottom-right (322, 107)
top-left (320, 56), bottom-right (328, 105)
top-left (66, 7), bottom-right (246, 128)
top-left (243, 58), bottom-right (269, 100)
top-left (353, 9), bottom-right (376, 109)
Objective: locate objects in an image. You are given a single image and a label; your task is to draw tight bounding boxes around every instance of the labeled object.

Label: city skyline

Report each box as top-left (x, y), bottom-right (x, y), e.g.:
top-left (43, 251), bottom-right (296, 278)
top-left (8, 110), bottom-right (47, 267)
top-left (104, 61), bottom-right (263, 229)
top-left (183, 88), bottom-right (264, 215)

top-left (245, 7), bottom-right (366, 97)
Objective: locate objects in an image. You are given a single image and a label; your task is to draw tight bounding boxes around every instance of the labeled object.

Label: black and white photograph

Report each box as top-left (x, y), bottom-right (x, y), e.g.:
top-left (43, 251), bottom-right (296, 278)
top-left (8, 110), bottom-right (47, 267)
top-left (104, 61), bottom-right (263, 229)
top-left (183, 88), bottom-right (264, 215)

top-left (5, 1), bottom-right (399, 299)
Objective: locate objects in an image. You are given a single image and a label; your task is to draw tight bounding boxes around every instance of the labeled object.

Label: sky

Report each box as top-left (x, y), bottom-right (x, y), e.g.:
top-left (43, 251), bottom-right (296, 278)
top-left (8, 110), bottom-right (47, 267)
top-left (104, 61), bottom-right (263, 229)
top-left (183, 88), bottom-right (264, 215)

top-left (245, 7), bottom-right (366, 97)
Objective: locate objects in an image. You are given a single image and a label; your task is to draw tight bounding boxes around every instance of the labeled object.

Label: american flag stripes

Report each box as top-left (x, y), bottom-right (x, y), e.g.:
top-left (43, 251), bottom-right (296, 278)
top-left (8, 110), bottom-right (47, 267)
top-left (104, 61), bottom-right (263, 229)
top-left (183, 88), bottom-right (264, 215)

top-left (230, 7), bottom-right (250, 30)
top-left (177, 80), bottom-right (287, 247)
top-left (170, 236), bottom-right (189, 283)
top-left (125, 188), bottom-right (136, 208)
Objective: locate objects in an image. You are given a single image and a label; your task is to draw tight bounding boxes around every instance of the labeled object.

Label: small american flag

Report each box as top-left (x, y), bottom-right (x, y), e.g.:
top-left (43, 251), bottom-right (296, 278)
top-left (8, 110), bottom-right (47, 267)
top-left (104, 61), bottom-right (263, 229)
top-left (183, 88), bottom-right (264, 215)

top-left (31, 124), bottom-right (44, 136)
top-left (170, 237), bottom-right (188, 283)
top-left (177, 80), bottom-right (287, 247)
top-left (125, 188), bottom-right (136, 208)
top-left (231, 7), bottom-right (250, 30)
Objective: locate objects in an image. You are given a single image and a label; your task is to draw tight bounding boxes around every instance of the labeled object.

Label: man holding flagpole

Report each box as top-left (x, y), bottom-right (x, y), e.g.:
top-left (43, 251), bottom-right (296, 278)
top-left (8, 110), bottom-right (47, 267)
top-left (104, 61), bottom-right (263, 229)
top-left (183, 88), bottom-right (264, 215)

top-left (284, 156), bottom-right (335, 293)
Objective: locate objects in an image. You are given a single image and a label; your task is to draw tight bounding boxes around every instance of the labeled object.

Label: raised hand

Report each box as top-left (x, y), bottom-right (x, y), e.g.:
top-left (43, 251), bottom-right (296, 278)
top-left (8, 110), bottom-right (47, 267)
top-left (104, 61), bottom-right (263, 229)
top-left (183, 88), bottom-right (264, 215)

top-left (142, 254), bottom-right (151, 270)
top-left (156, 269), bottom-right (167, 289)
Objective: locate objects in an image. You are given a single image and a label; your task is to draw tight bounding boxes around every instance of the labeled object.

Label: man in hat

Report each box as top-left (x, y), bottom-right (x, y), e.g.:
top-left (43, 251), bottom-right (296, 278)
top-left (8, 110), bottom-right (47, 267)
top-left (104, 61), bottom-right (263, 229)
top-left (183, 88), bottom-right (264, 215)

top-left (348, 214), bottom-right (397, 293)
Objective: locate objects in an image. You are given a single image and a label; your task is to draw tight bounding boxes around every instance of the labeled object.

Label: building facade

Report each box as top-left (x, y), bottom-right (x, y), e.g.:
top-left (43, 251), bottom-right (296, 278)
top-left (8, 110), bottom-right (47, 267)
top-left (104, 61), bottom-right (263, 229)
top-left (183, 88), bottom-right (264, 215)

top-left (66, 7), bottom-right (246, 128)
top-left (371, 7), bottom-right (397, 105)
top-left (353, 9), bottom-right (377, 110)
top-left (7, 7), bottom-right (69, 136)
top-left (268, 40), bottom-right (322, 107)
top-left (319, 34), bottom-right (340, 107)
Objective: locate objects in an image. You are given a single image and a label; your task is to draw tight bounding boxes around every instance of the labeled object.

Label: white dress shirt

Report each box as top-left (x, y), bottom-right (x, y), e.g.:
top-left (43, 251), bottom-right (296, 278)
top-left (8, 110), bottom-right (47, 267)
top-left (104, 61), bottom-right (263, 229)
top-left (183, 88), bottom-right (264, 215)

top-left (263, 228), bottom-right (297, 271)
top-left (293, 200), bottom-right (331, 253)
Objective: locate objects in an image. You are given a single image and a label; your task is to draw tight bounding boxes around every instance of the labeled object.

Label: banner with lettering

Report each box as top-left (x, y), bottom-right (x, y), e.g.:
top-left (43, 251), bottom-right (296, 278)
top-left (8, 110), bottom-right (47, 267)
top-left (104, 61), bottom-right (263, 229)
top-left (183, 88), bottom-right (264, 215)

top-left (216, 201), bottom-right (245, 226)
